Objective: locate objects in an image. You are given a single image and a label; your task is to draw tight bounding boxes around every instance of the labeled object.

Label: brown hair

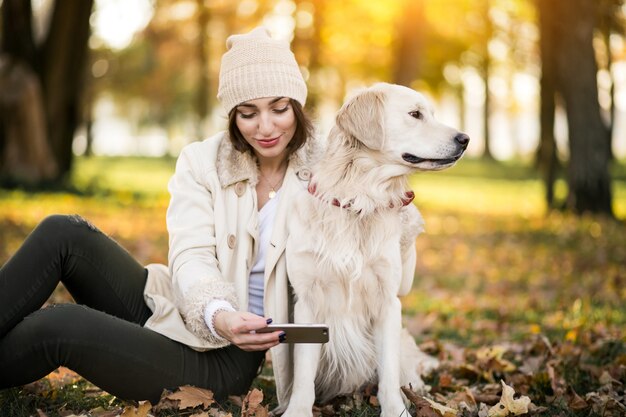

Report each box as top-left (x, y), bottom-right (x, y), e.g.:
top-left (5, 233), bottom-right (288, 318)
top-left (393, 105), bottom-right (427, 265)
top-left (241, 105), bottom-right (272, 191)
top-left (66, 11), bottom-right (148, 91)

top-left (227, 98), bottom-right (313, 156)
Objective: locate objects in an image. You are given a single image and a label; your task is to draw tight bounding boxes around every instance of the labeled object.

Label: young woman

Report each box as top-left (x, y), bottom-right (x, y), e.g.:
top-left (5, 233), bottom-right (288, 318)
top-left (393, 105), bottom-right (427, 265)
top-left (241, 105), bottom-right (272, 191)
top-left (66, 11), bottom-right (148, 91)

top-left (0, 26), bottom-right (316, 408)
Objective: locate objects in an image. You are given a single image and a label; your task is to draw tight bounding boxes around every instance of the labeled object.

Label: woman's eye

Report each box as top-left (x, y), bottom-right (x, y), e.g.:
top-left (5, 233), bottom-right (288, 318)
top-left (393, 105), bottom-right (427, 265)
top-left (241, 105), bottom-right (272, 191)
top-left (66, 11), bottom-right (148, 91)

top-left (273, 106), bottom-right (289, 114)
top-left (239, 113), bottom-right (255, 119)
top-left (409, 110), bottom-right (423, 120)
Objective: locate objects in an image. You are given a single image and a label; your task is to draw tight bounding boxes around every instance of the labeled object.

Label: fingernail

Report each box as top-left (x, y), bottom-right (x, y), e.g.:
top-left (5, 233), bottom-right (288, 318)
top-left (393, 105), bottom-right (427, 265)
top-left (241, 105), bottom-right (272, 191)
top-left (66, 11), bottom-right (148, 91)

top-left (266, 318), bottom-right (273, 324)
top-left (279, 332), bottom-right (286, 343)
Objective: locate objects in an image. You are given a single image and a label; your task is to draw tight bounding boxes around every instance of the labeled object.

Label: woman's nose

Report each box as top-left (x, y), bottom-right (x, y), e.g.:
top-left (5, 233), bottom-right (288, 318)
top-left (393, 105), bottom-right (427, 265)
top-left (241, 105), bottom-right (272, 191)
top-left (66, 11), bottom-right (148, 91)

top-left (258, 114), bottom-right (274, 137)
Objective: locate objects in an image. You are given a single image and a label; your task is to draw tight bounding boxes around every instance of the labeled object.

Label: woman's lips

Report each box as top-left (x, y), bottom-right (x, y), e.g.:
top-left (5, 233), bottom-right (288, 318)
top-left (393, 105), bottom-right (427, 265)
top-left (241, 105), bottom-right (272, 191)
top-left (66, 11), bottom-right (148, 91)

top-left (256, 136), bottom-right (280, 148)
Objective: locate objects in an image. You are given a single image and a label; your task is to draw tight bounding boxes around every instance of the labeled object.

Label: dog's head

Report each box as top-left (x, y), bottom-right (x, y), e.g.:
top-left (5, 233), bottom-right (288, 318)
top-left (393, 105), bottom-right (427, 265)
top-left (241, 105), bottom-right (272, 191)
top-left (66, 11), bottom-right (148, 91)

top-left (336, 82), bottom-right (469, 171)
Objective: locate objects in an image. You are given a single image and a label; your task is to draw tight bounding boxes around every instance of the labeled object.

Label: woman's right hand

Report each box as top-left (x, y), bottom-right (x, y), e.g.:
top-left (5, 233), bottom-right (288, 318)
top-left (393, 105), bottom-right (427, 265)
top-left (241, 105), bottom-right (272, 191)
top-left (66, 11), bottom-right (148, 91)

top-left (213, 310), bottom-right (283, 351)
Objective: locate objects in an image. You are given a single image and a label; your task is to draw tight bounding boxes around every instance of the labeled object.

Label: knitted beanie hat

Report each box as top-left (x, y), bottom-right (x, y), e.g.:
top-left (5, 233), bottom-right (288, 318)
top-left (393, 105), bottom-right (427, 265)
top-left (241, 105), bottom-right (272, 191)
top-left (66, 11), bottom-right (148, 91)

top-left (217, 26), bottom-right (307, 115)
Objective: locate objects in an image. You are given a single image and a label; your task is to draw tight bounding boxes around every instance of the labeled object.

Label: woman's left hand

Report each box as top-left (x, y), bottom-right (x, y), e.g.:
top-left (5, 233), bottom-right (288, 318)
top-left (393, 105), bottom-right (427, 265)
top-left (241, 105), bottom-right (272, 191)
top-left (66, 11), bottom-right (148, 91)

top-left (214, 310), bottom-right (282, 351)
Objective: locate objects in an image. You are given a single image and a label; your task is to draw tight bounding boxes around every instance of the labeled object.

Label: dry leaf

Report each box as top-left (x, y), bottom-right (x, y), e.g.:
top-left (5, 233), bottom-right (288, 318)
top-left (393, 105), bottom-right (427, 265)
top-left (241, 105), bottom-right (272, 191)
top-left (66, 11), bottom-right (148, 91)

top-left (241, 388), bottom-right (269, 417)
top-left (189, 412), bottom-right (210, 417)
top-left (36, 410), bottom-right (48, 417)
top-left (487, 381), bottom-right (531, 417)
top-left (401, 386), bottom-right (440, 417)
top-left (567, 389), bottom-right (589, 411)
top-left (424, 397), bottom-right (458, 417)
top-left (120, 401), bottom-right (152, 417)
top-left (45, 367), bottom-right (81, 389)
top-left (166, 386), bottom-right (215, 409)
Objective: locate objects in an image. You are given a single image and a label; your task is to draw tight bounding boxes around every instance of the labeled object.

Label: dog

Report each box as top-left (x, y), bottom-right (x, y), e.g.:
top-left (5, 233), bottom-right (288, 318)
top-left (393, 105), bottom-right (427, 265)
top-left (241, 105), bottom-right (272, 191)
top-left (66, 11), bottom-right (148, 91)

top-left (283, 82), bottom-right (469, 416)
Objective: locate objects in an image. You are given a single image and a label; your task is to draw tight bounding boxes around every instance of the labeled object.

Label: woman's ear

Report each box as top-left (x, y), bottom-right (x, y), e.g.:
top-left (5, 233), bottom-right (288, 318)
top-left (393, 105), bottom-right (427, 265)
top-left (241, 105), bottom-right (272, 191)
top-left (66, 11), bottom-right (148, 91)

top-left (335, 89), bottom-right (386, 150)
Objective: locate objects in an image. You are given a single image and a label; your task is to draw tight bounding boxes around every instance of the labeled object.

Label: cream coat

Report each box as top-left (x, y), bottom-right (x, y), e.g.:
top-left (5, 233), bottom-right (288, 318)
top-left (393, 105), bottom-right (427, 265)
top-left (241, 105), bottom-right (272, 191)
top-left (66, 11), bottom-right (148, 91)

top-left (141, 131), bottom-right (419, 409)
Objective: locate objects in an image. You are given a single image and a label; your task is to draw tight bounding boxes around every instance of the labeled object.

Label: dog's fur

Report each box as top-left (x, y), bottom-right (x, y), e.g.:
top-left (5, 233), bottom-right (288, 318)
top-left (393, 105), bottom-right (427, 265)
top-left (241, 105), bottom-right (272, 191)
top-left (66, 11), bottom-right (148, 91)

top-left (283, 83), bottom-right (469, 416)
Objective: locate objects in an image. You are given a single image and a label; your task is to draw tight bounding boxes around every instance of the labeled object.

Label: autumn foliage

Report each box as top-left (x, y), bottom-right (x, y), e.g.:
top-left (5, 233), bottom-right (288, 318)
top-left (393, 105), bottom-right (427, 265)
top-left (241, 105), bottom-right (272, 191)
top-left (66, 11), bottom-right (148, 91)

top-left (0, 157), bottom-right (624, 416)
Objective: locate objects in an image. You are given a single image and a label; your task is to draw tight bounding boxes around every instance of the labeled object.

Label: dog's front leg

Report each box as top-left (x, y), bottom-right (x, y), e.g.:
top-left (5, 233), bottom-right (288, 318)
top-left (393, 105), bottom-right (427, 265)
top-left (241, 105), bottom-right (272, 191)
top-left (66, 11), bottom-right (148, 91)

top-left (281, 300), bottom-right (320, 417)
top-left (376, 297), bottom-right (409, 417)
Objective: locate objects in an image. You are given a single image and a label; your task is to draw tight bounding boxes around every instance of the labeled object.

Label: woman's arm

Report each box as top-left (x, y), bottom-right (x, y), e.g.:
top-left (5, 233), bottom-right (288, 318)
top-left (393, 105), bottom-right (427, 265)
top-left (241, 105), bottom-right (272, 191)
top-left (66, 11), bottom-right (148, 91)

top-left (167, 145), bottom-right (239, 346)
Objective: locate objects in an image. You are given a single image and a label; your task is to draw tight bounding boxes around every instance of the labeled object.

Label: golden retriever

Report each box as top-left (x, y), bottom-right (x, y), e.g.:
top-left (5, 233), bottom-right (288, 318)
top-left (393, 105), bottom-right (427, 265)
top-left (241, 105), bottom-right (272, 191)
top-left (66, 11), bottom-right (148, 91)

top-left (283, 82), bottom-right (469, 416)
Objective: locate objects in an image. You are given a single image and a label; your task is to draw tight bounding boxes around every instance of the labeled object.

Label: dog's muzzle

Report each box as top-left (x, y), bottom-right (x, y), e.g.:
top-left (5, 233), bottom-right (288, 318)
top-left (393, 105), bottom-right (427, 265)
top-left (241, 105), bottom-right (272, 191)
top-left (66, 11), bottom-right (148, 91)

top-left (402, 133), bottom-right (470, 166)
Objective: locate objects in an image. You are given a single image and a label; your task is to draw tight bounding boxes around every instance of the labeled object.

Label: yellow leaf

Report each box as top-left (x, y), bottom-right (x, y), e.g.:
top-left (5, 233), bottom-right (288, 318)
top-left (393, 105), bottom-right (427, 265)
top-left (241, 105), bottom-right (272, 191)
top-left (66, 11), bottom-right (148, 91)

top-left (166, 386), bottom-right (215, 409)
top-left (487, 381), bottom-right (532, 417)
top-left (424, 397), bottom-right (458, 417)
top-left (120, 401), bottom-right (152, 417)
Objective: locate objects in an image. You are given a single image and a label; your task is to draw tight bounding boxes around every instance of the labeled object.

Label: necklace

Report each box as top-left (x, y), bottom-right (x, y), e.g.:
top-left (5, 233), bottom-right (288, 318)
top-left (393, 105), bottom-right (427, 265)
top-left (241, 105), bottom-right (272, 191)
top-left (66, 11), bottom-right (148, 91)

top-left (259, 170), bottom-right (285, 199)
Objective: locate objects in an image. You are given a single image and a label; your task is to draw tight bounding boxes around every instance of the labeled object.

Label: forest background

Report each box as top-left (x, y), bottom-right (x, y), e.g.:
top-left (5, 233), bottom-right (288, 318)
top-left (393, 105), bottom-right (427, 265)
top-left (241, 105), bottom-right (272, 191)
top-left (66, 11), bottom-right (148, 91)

top-left (0, 0), bottom-right (625, 416)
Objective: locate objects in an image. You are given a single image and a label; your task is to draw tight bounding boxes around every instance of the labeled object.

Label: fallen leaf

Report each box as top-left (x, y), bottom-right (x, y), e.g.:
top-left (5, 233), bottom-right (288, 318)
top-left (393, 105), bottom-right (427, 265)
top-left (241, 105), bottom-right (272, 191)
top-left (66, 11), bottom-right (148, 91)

top-left (165, 385), bottom-right (215, 409)
top-left (369, 395), bottom-right (379, 406)
top-left (190, 412), bottom-right (210, 417)
top-left (89, 406), bottom-right (124, 417)
top-left (241, 388), bottom-right (269, 417)
top-left (36, 410), bottom-right (48, 417)
top-left (46, 367), bottom-right (81, 389)
top-left (567, 388), bottom-right (589, 411)
top-left (487, 381), bottom-right (531, 417)
top-left (120, 401), bottom-right (152, 417)
top-left (400, 386), bottom-right (440, 417)
top-left (424, 397), bottom-right (458, 417)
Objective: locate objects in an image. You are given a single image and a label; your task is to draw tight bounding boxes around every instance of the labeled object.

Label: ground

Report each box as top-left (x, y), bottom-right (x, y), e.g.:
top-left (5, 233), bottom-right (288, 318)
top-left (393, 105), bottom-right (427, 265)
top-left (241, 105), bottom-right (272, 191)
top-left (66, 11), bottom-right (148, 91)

top-left (0, 157), bottom-right (624, 416)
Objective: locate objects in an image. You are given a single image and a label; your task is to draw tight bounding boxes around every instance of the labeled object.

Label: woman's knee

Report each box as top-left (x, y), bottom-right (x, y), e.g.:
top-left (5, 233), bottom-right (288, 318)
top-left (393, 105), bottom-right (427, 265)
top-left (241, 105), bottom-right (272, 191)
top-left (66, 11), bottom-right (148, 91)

top-left (36, 214), bottom-right (99, 235)
top-left (19, 304), bottom-right (87, 341)
top-left (31, 215), bottom-right (101, 250)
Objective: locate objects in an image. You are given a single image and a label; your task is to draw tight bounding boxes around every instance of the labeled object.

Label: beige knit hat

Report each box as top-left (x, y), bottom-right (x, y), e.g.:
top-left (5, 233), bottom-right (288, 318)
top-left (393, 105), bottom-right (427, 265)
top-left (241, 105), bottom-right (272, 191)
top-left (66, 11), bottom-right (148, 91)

top-left (217, 26), bottom-right (307, 115)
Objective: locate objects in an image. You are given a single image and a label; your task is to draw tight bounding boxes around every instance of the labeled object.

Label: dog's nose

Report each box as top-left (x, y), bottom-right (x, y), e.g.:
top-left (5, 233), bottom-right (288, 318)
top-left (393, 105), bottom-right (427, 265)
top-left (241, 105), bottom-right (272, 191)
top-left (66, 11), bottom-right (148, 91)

top-left (454, 133), bottom-right (470, 148)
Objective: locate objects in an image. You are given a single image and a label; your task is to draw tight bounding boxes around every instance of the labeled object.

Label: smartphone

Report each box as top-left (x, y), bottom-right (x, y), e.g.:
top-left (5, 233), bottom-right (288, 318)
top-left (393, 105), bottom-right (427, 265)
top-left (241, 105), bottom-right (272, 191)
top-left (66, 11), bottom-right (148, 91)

top-left (256, 324), bottom-right (329, 343)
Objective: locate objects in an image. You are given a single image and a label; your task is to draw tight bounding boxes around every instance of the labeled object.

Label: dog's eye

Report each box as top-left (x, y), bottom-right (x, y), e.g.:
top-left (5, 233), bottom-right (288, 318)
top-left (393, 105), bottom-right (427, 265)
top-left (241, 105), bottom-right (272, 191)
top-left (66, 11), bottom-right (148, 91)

top-left (409, 110), bottom-right (424, 120)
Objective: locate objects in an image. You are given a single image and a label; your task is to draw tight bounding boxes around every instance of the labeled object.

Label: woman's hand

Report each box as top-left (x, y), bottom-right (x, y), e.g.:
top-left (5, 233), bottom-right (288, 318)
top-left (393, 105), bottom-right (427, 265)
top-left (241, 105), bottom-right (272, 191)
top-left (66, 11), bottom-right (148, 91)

top-left (213, 310), bottom-right (283, 351)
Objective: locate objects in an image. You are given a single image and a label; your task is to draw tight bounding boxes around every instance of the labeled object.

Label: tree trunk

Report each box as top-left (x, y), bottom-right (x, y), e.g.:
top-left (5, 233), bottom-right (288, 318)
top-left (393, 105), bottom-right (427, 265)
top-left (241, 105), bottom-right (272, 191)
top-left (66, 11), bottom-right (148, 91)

top-left (536, 0), bottom-right (559, 209)
top-left (481, 0), bottom-right (494, 160)
top-left (0, 0), bottom-right (57, 185)
top-left (392, 0), bottom-right (425, 87)
top-left (553, 0), bottom-right (612, 215)
top-left (0, 59), bottom-right (57, 184)
top-left (40, 0), bottom-right (94, 181)
top-left (196, 0), bottom-right (210, 140)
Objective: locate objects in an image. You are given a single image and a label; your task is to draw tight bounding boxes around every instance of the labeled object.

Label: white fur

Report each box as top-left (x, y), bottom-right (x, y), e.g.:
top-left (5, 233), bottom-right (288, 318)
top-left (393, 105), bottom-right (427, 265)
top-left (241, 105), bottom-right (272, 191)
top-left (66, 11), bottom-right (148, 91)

top-left (283, 83), bottom-right (468, 416)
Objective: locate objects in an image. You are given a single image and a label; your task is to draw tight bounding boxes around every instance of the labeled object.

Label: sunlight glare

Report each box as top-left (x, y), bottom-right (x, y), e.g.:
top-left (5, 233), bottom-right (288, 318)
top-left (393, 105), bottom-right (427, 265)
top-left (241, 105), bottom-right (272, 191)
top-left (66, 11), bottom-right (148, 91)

top-left (93, 0), bottom-right (154, 50)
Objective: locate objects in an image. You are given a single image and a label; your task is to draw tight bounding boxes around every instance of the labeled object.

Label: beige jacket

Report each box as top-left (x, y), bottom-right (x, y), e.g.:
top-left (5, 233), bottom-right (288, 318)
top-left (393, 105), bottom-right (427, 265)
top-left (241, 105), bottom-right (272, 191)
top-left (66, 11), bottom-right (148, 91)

top-left (141, 131), bottom-right (422, 410)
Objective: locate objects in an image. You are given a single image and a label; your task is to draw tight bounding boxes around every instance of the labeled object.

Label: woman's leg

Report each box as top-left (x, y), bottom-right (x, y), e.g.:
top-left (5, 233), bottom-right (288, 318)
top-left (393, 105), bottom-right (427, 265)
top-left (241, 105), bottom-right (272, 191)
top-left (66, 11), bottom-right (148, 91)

top-left (0, 214), bottom-right (264, 401)
top-left (0, 214), bottom-right (152, 337)
top-left (0, 304), bottom-right (265, 403)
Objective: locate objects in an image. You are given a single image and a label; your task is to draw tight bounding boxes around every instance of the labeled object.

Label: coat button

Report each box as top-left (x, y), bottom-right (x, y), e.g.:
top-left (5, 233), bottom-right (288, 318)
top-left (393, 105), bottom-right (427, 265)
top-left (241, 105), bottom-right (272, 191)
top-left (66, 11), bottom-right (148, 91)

top-left (234, 182), bottom-right (246, 197)
top-left (297, 169), bottom-right (312, 181)
top-left (227, 234), bottom-right (236, 249)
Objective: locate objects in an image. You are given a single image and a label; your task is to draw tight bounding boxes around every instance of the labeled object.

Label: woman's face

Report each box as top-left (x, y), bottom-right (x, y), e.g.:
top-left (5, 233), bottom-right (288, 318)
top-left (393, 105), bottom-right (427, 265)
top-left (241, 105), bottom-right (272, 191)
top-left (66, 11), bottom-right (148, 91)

top-left (234, 96), bottom-right (297, 162)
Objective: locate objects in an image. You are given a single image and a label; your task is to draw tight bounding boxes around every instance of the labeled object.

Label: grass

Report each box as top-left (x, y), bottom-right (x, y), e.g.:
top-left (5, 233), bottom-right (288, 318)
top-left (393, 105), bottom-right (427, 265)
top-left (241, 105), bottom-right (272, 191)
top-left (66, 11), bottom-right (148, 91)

top-left (1, 155), bottom-right (625, 416)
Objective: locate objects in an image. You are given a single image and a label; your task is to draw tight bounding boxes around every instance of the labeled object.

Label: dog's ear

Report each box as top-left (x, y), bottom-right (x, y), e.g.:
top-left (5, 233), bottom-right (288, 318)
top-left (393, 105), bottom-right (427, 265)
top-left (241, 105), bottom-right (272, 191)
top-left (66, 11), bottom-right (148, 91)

top-left (336, 89), bottom-right (386, 150)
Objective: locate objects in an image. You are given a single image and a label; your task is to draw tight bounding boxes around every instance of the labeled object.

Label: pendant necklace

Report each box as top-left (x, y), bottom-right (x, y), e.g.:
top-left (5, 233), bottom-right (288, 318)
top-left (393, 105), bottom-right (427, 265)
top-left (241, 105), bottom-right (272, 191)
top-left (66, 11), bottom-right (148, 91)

top-left (259, 170), bottom-right (285, 199)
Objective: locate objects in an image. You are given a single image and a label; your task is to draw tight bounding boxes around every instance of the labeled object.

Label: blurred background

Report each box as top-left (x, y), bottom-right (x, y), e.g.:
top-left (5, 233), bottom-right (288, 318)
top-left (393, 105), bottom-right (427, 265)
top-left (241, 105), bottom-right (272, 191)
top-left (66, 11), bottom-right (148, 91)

top-left (1, 0), bottom-right (625, 215)
top-left (1, 1), bottom-right (625, 414)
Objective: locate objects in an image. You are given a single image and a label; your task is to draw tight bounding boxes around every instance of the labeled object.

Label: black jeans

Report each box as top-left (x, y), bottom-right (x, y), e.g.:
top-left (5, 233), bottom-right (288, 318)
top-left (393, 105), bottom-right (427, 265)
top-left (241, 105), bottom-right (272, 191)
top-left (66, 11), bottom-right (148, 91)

top-left (0, 215), bottom-right (264, 403)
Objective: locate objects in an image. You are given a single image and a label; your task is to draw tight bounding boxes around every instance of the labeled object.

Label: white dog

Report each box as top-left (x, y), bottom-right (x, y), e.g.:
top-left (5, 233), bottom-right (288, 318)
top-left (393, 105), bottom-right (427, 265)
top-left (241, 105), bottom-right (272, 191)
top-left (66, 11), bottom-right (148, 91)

top-left (283, 83), bottom-right (469, 416)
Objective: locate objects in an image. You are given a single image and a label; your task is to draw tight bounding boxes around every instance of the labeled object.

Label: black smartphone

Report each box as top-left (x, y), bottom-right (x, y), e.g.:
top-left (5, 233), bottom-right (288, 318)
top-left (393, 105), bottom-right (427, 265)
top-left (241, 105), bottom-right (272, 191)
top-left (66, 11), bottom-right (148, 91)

top-left (256, 324), bottom-right (329, 343)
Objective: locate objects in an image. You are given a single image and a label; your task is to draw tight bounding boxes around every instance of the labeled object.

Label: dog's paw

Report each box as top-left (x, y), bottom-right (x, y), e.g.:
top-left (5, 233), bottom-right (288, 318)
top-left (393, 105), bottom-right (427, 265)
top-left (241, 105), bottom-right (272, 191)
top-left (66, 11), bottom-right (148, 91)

top-left (415, 350), bottom-right (439, 375)
top-left (281, 406), bottom-right (314, 417)
top-left (380, 405), bottom-right (411, 417)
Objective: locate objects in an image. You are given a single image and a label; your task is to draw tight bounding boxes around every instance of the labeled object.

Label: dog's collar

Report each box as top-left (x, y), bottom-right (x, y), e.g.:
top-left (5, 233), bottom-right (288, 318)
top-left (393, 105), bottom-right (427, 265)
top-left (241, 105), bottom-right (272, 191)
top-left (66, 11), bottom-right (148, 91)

top-left (307, 181), bottom-right (415, 210)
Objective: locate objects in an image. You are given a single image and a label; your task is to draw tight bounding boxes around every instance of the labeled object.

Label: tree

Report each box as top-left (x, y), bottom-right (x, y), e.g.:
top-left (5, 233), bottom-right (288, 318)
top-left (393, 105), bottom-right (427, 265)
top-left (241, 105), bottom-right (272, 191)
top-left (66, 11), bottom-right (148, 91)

top-left (536, 0), bottom-right (559, 208)
top-left (0, 0), bottom-right (94, 186)
top-left (392, 0), bottom-right (425, 87)
top-left (539, 0), bottom-right (613, 215)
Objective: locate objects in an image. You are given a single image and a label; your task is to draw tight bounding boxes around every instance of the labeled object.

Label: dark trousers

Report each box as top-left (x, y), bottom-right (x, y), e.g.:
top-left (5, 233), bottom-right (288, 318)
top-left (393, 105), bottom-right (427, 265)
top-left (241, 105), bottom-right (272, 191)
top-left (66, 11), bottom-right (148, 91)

top-left (0, 215), bottom-right (264, 403)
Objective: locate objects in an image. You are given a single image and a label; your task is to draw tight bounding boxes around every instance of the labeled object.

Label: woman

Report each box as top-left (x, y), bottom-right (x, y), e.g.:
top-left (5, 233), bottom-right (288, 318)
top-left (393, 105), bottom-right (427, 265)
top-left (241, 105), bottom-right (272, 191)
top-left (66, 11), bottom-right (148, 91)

top-left (0, 26), bottom-right (317, 408)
